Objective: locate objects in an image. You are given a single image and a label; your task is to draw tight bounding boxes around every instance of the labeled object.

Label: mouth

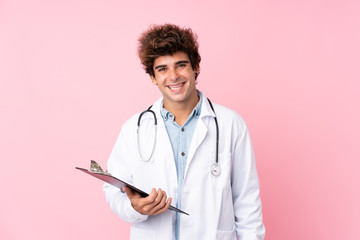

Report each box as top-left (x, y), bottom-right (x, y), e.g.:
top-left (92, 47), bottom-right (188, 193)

top-left (167, 82), bottom-right (185, 90)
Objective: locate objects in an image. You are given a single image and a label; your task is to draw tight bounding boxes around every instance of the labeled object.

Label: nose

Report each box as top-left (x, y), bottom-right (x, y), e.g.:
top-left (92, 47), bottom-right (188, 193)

top-left (168, 68), bottom-right (180, 81)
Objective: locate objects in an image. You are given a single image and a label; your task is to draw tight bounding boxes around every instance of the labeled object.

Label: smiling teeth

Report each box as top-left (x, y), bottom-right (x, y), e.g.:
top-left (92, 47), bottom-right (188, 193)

top-left (169, 83), bottom-right (184, 89)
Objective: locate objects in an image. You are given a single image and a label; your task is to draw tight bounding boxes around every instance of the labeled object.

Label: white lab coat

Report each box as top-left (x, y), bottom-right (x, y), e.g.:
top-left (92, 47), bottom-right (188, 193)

top-left (103, 92), bottom-right (265, 240)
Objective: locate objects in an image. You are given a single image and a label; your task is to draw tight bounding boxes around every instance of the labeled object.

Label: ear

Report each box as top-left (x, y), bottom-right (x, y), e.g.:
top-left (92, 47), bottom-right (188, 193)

top-left (193, 64), bottom-right (200, 80)
top-left (193, 64), bottom-right (200, 72)
top-left (150, 75), bottom-right (158, 85)
top-left (193, 65), bottom-right (200, 76)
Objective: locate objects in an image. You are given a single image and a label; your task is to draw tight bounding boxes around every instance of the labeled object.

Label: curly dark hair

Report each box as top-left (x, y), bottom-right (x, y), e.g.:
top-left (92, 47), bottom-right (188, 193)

top-left (138, 23), bottom-right (201, 77)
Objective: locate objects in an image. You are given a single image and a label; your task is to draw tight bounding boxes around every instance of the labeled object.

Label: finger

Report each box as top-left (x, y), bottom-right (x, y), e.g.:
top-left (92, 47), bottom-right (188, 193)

top-left (153, 188), bottom-right (164, 204)
top-left (133, 188), bottom-right (161, 214)
top-left (143, 188), bottom-right (158, 205)
top-left (143, 188), bottom-right (164, 212)
top-left (133, 188), bottom-right (158, 212)
top-left (149, 190), bottom-right (167, 214)
top-left (126, 188), bottom-right (157, 214)
top-left (153, 197), bottom-right (172, 215)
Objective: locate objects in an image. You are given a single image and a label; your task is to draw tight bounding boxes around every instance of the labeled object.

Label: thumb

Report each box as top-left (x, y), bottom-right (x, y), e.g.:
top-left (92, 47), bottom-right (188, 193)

top-left (122, 186), bottom-right (140, 199)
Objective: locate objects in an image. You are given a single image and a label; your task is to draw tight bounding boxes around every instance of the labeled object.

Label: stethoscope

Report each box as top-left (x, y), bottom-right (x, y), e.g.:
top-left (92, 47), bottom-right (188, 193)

top-left (137, 98), bottom-right (221, 176)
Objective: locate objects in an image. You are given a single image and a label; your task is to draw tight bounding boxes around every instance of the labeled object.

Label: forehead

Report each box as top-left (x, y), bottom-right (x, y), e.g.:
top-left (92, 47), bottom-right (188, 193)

top-left (153, 51), bottom-right (190, 66)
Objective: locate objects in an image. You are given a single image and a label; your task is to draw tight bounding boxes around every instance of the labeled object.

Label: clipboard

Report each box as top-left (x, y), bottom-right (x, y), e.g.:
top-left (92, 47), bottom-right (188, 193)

top-left (76, 160), bottom-right (189, 215)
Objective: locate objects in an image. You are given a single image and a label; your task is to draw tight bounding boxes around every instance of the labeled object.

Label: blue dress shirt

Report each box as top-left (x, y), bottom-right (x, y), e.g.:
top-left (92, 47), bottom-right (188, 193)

top-left (160, 93), bottom-right (203, 240)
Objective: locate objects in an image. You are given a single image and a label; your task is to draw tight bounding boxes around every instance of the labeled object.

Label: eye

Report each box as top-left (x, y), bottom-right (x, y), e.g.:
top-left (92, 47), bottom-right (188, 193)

top-left (158, 67), bottom-right (166, 72)
top-left (178, 63), bottom-right (186, 68)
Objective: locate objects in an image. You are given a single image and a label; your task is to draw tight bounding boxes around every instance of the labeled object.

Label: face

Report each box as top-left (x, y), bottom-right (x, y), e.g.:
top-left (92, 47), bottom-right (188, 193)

top-left (151, 51), bottom-right (199, 109)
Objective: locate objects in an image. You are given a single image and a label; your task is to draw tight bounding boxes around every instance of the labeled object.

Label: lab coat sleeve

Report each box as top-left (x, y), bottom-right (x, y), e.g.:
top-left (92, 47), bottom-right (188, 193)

top-left (103, 123), bottom-right (148, 224)
top-left (232, 124), bottom-right (265, 240)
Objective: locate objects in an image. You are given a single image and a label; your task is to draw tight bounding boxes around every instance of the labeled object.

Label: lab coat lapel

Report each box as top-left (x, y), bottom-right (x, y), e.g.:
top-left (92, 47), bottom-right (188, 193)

top-left (152, 98), bottom-right (178, 187)
top-left (184, 93), bottom-right (215, 179)
top-left (157, 117), bottom-right (175, 164)
top-left (185, 118), bottom-right (207, 176)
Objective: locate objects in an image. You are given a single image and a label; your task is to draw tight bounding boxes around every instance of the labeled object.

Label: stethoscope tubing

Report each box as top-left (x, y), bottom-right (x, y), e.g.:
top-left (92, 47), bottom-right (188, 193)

top-left (137, 105), bottom-right (157, 162)
top-left (137, 98), bottom-right (220, 175)
top-left (137, 105), bottom-right (157, 127)
top-left (207, 98), bottom-right (219, 165)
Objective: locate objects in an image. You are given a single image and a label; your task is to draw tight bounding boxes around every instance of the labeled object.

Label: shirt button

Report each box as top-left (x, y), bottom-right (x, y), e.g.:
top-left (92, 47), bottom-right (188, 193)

top-left (181, 152), bottom-right (185, 156)
top-left (181, 128), bottom-right (184, 132)
top-left (169, 114), bottom-right (173, 118)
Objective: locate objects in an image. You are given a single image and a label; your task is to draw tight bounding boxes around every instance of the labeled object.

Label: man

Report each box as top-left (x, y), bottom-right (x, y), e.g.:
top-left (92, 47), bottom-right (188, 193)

top-left (103, 24), bottom-right (265, 240)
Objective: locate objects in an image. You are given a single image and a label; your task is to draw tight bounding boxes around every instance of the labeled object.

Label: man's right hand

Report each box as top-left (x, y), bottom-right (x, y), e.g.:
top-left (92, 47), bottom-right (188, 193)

top-left (122, 186), bottom-right (172, 216)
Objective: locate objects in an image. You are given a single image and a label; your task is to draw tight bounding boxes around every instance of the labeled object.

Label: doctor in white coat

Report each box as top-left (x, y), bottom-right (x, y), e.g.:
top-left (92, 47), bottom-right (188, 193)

top-left (103, 24), bottom-right (265, 240)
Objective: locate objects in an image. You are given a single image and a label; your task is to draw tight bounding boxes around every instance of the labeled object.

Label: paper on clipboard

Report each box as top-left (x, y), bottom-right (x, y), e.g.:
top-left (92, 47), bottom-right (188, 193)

top-left (76, 160), bottom-right (189, 215)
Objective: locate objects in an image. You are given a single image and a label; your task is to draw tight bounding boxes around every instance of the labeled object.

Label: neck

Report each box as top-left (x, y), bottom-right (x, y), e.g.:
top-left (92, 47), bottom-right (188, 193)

top-left (163, 92), bottom-right (199, 126)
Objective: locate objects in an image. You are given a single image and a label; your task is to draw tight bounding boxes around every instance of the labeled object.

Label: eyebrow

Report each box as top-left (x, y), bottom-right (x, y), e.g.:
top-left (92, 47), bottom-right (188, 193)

top-left (176, 60), bottom-right (190, 65)
top-left (154, 60), bottom-right (190, 70)
top-left (154, 64), bottom-right (167, 70)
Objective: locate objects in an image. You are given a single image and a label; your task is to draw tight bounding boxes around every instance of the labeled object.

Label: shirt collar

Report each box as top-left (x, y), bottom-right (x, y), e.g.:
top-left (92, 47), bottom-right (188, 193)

top-left (160, 91), bottom-right (203, 122)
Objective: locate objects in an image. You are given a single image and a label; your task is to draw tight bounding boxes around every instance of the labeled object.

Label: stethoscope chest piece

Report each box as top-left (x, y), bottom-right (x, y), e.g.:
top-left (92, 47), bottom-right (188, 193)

top-left (211, 162), bottom-right (221, 176)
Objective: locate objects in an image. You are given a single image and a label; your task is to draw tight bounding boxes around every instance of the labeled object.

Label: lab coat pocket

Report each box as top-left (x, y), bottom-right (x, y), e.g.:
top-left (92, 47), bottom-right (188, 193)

top-left (216, 225), bottom-right (236, 240)
top-left (133, 153), bottom-right (159, 193)
top-left (211, 152), bottom-right (232, 189)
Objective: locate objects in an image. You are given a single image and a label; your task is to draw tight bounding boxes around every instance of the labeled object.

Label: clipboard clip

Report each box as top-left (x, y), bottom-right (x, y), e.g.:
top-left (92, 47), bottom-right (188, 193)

top-left (90, 160), bottom-right (112, 176)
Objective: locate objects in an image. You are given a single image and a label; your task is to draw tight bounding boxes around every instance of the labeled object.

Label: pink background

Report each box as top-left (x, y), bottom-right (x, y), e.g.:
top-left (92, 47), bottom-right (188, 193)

top-left (1, 0), bottom-right (359, 239)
